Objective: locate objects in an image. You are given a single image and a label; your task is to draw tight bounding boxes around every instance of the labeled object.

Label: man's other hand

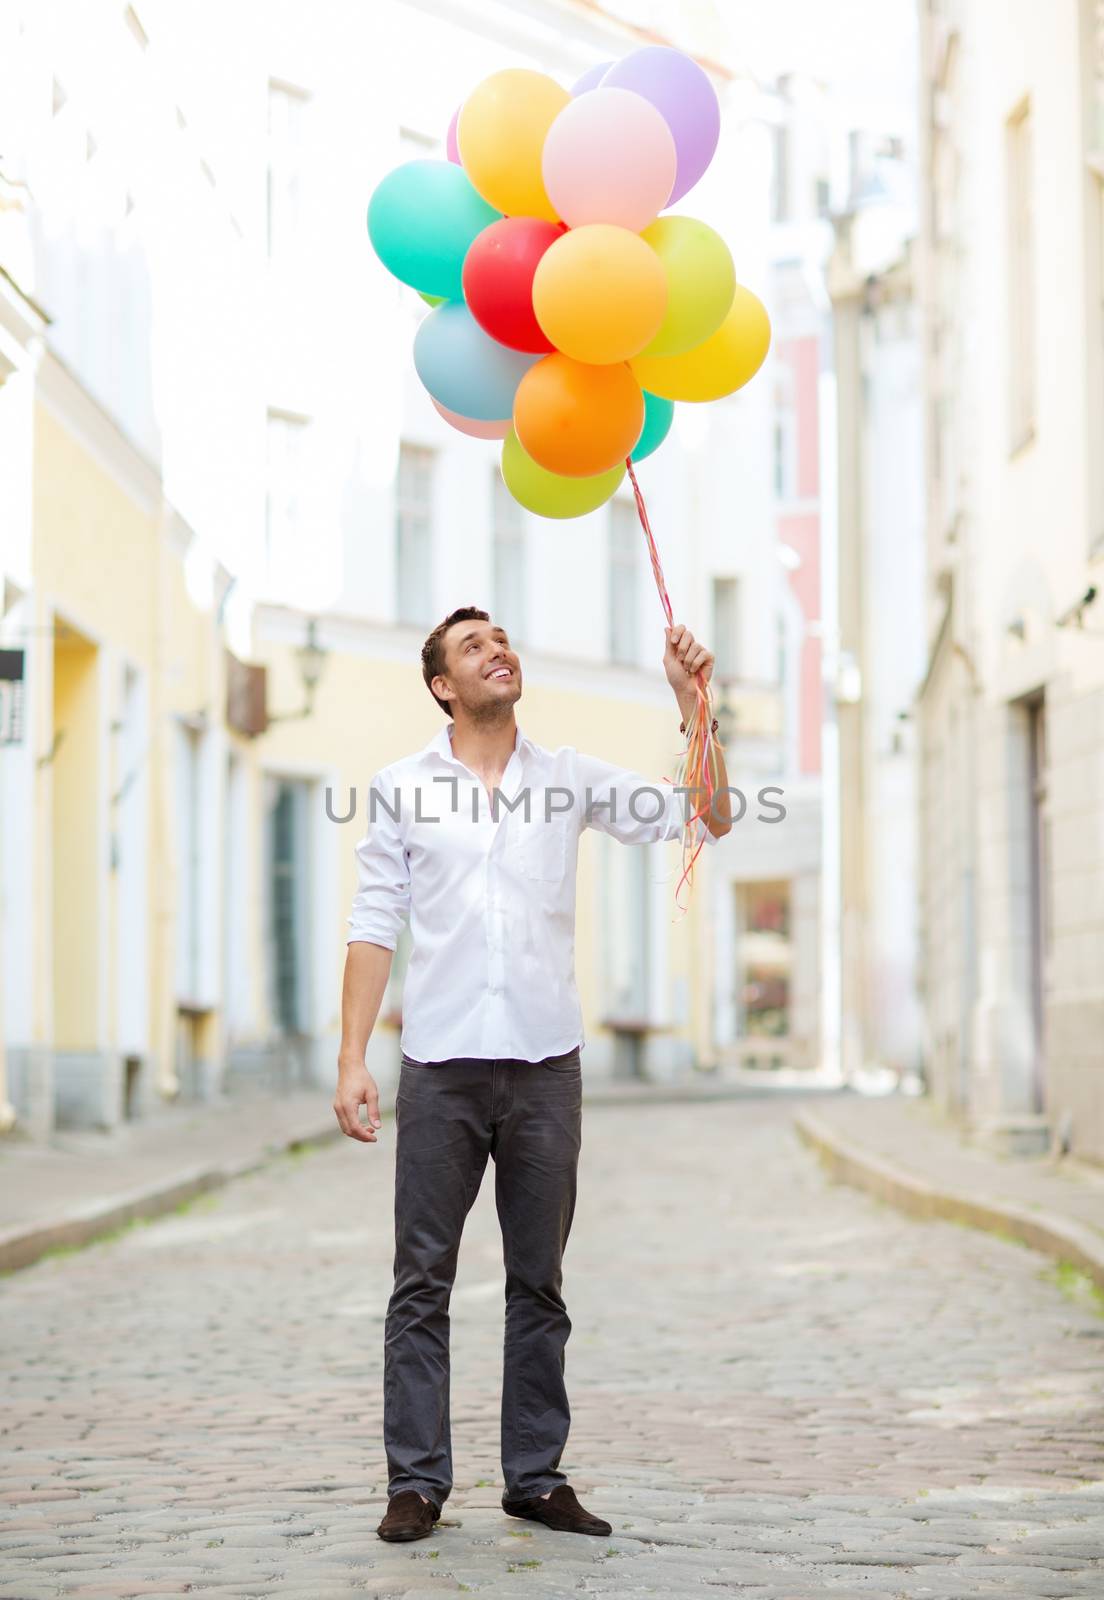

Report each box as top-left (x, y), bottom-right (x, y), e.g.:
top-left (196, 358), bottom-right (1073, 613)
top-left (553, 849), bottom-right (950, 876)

top-left (333, 1061), bottom-right (384, 1143)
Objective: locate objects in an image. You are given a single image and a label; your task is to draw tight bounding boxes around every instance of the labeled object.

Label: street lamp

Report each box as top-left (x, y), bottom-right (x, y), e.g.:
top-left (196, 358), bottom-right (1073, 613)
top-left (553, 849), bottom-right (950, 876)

top-left (267, 617), bottom-right (327, 724)
top-left (295, 619), bottom-right (326, 704)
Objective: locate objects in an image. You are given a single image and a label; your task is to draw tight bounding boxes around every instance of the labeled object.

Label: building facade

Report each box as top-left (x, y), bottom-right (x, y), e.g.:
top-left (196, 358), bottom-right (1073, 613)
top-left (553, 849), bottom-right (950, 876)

top-left (0, 0), bottom-right (833, 1137)
top-left (917, 0), bottom-right (1104, 1162)
top-left (830, 117), bottom-right (925, 1087)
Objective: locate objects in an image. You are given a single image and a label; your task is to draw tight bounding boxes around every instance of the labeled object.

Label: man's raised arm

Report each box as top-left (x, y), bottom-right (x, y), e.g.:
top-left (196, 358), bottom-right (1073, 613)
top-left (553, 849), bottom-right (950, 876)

top-left (576, 624), bottom-right (733, 845)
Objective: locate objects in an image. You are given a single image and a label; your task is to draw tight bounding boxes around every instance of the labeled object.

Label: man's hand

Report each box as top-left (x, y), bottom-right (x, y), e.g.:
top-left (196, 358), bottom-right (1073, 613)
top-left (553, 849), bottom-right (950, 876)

top-left (663, 623), bottom-right (714, 723)
top-left (336, 942), bottom-right (394, 1142)
top-left (333, 1059), bottom-right (383, 1143)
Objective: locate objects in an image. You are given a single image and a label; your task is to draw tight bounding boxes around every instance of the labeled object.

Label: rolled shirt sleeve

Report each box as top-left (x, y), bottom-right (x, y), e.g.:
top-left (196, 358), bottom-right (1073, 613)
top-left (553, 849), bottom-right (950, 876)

top-left (346, 769), bottom-right (411, 948)
top-left (574, 752), bottom-right (721, 849)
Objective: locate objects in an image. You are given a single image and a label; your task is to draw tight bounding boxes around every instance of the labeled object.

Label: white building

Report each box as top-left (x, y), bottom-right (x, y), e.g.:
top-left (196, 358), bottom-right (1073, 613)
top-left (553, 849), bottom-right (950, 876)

top-left (918, 0), bottom-right (1104, 1162)
top-left (0, 0), bottom-right (842, 1132)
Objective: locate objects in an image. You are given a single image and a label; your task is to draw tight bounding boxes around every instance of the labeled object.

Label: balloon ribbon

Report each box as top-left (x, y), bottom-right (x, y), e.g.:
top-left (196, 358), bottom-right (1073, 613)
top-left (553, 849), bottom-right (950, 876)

top-left (625, 456), bottom-right (721, 916)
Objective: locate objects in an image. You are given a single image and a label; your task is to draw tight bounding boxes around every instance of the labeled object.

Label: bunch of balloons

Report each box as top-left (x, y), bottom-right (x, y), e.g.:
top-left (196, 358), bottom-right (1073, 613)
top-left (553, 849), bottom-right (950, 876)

top-left (367, 46), bottom-right (771, 519)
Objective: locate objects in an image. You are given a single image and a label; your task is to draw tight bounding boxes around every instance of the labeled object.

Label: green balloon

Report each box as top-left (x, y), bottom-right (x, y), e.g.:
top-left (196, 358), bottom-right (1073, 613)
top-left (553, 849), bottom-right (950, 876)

top-left (418, 291), bottom-right (446, 307)
top-left (631, 391), bottom-right (674, 462)
top-left (368, 160), bottom-right (500, 300)
top-left (501, 431), bottom-right (624, 520)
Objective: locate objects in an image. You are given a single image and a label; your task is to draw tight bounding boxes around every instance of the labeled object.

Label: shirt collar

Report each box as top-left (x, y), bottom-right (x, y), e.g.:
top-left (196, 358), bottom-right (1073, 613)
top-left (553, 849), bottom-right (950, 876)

top-left (423, 721), bottom-right (537, 765)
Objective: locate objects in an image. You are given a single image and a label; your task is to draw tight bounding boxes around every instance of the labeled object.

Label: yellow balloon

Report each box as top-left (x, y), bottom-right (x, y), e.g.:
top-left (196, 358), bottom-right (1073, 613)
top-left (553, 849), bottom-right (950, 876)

top-left (532, 224), bottom-right (667, 365)
top-left (631, 285), bottom-right (771, 402)
top-left (639, 216), bottom-right (736, 358)
top-left (501, 431), bottom-right (624, 519)
top-left (457, 70), bottom-right (569, 222)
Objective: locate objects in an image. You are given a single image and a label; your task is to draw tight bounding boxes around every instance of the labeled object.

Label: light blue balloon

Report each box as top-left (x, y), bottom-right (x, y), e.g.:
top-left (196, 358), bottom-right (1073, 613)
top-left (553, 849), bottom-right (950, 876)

top-left (631, 391), bottom-right (675, 462)
top-left (571, 60), bottom-right (612, 94)
top-left (367, 160), bottom-right (500, 301)
top-left (414, 303), bottom-right (540, 421)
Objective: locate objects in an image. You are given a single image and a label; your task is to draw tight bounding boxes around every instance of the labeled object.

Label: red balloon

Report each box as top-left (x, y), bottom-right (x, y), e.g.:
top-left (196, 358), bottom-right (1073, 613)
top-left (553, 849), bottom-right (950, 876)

top-left (462, 217), bottom-right (566, 353)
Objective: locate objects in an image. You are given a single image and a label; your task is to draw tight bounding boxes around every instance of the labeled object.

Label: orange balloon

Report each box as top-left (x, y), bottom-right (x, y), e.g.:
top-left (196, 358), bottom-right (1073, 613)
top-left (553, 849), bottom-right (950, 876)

top-left (514, 354), bottom-right (644, 478)
top-left (532, 225), bottom-right (667, 364)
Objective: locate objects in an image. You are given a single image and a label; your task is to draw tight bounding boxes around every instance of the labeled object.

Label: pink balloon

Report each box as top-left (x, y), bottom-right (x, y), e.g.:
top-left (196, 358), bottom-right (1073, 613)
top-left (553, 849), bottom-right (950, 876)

top-left (603, 47), bottom-right (720, 204)
top-left (542, 87), bottom-right (676, 232)
top-left (431, 398), bottom-right (510, 439)
top-left (445, 106), bottom-right (461, 164)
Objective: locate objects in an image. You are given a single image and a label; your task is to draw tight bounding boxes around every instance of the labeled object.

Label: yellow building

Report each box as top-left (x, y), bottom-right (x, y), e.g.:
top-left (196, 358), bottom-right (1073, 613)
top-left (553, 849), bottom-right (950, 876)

top-left (0, 336), bottom-right (721, 1136)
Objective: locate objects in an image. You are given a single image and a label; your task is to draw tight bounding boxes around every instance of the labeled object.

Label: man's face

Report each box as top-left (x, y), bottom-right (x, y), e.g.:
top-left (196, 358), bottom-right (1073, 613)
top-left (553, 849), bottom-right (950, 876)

top-left (435, 619), bottom-right (522, 717)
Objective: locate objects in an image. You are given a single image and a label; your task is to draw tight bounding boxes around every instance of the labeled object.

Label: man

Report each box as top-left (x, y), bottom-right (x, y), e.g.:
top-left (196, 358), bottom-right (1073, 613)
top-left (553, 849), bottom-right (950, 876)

top-left (335, 606), bottom-right (733, 1545)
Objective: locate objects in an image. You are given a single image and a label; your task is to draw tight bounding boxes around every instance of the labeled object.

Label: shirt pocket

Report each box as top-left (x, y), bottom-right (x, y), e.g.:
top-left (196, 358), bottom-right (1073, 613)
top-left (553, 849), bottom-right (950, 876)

top-left (510, 817), bottom-right (569, 883)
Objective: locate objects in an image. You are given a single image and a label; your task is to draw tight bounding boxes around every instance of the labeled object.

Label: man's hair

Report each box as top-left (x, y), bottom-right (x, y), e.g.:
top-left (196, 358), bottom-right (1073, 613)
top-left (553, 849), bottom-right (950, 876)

top-left (421, 606), bottom-right (490, 715)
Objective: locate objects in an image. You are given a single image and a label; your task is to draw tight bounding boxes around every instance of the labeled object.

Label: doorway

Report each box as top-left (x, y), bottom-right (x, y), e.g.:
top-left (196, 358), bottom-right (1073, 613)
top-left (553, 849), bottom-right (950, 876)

top-left (266, 776), bottom-right (313, 1087)
top-left (734, 879), bottom-right (793, 1069)
top-left (1025, 695), bottom-right (1049, 1114)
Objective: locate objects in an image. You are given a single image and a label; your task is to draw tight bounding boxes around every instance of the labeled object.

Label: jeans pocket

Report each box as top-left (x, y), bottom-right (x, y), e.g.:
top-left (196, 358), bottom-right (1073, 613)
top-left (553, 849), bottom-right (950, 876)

top-left (541, 1047), bottom-right (581, 1073)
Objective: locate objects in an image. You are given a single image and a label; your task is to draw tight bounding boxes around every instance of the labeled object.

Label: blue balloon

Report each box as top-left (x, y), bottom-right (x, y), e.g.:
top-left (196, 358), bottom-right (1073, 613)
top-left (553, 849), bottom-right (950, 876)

top-left (367, 160), bottom-right (500, 300)
top-left (571, 60), bottom-right (612, 95)
top-left (631, 391), bottom-right (675, 462)
top-left (414, 303), bottom-right (539, 421)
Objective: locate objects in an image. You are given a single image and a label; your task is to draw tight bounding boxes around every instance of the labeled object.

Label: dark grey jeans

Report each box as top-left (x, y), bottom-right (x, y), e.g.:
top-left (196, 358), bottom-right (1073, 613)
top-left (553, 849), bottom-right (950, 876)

top-left (383, 1046), bottom-right (583, 1511)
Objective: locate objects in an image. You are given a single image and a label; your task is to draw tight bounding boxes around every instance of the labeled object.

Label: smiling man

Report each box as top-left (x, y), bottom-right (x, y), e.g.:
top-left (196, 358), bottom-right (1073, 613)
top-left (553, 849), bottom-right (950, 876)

top-left (334, 605), bottom-right (733, 1545)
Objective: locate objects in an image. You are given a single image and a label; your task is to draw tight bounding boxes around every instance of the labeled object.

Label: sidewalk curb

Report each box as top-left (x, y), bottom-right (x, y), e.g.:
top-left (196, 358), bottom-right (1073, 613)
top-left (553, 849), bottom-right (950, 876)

top-left (0, 1083), bottom-right (844, 1277)
top-left (0, 1081), bottom-right (840, 1276)
top-left (0, 1119), bottom-right (342, 1277)
top-left (794, 1107), bottom-right (1104, 1293)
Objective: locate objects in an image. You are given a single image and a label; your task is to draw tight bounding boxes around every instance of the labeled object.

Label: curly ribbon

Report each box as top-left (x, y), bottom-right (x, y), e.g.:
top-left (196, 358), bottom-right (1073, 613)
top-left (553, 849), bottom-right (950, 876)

top-left (625, 457), bottom-right (722, 916)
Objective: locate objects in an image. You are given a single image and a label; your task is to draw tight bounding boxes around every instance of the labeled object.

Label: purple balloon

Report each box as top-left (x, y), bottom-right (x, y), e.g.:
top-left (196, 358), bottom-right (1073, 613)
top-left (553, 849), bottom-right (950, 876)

top-left (571, 59), bottom-right (612, 96)
top-left (602, 46), bottom-right (720, 204)
top-left (445, 105), bottom-right (461, 164)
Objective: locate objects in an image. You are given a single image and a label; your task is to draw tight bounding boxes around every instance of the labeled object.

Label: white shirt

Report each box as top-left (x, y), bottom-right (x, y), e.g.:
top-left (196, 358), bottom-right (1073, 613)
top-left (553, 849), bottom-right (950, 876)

top-left (346, 720), bottom-right (718, 1063)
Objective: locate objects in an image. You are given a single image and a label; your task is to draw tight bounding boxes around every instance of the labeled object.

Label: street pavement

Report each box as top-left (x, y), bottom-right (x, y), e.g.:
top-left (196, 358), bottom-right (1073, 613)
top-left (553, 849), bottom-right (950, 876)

top-left (2, 1096), bottom-right (1102, 1599)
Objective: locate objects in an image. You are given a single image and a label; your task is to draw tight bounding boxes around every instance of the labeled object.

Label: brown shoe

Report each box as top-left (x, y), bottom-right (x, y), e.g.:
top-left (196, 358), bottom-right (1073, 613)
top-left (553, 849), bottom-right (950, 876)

top-left (376, 1489), bottom-right (441, 1542)
top-left (502, 1484), bottom-right (612, 1536)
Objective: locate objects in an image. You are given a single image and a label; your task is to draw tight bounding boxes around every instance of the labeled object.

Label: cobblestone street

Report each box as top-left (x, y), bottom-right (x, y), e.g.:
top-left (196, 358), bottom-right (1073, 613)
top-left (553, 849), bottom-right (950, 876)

top-left (2, 1096), bottom-right (1102, 1599)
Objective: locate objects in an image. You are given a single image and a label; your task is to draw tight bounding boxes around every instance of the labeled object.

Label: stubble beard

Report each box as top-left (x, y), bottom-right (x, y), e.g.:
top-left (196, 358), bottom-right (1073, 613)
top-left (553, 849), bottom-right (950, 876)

top-left (463, 680), bottom-right (521, 729)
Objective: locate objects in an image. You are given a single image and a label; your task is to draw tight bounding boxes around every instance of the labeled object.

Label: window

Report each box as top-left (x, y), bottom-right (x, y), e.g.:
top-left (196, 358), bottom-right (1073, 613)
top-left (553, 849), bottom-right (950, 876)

top-left (848, 129), bottom-right (864, 203)
top-left (603, 839), bottom-right (652, 1078)
top-left (773, 373), bottom-right (797, 499)
top-left (1007, 100), bottom-right (1036, 451)
top-left (396, 443), bottom-right (435, 627)
top-left (608, 499), bottom-right (639, 665)
top-left (1084, 0), bottom-right (1104, 550)
top-left (222, 752), bottom-right (249, 1040)
top-left (268, 778), bottom-right (311, 1034)
top-left (267, 80), bottom-right (309, 261)
top-left (771, 122), bottom-right (790, 222)
top-left (773, 419), bottom-right (794, 498)
top-left (492, 470), bottom-right (527, 641)
top-left (174, 721), bottom-right (202, 1006)
top-left (265, 410), bottom-right (310, 594)
top-left (1026, 697), bottom-right (1050, 1109)
top-left (711, 577), bottom-right (739, 682)
top-left (736, 881), bottom-right (792, 1040)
